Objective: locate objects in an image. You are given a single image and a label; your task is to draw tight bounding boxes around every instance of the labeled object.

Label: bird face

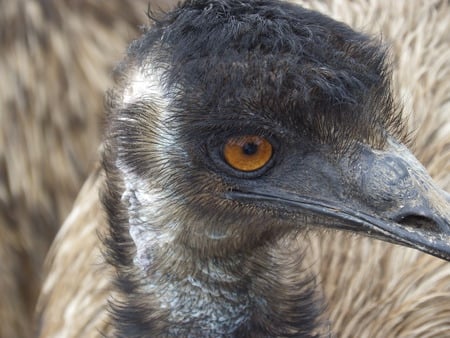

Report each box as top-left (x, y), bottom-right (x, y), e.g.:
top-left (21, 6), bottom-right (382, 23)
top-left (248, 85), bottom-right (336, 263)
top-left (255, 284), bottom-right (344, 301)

top-left (221, 135), bottom-right (450, 260)
top-left (107, 0), bottom-right (450, 262)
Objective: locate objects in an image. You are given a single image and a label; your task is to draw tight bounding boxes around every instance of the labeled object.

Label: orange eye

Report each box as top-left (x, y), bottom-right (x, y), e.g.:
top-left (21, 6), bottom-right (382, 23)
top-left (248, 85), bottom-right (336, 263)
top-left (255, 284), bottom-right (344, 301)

top-left (223, 135), bottom-right (273, 172)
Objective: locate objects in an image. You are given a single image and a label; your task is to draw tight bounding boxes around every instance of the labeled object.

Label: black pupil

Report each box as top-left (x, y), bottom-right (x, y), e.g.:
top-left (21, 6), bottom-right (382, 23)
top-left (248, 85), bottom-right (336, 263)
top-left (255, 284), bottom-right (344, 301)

top-left (242, 142), bottom-right (258, 156)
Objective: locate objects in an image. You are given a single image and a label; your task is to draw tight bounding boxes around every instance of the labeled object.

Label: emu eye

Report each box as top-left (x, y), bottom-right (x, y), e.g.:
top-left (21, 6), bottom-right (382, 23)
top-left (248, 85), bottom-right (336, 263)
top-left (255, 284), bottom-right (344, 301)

top-left (223, 135), bottom-right (273, 172)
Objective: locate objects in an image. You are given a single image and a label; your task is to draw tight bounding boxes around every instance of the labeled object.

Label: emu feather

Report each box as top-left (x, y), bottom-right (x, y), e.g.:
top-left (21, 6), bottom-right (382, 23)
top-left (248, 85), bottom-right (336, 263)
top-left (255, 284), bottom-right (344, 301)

top-left (35, 0), bottom-right (450, 337)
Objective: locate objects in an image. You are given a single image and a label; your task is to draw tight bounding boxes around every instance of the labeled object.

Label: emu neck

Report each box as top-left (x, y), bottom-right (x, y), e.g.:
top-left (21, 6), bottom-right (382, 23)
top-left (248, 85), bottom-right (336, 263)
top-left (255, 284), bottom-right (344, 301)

top-left (141, 245), bottom-right (252, 336)
top-left (118, 178), bottom-right (325, 337)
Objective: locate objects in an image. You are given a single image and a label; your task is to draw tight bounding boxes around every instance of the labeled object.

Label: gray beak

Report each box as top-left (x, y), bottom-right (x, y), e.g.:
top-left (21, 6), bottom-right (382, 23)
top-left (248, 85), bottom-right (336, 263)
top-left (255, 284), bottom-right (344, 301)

top-left (351, 138), bottom-right (450, 260)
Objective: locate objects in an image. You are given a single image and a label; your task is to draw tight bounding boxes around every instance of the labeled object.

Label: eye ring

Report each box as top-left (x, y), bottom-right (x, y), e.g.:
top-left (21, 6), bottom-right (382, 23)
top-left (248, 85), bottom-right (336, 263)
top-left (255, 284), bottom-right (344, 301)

top-left (223, 135), bottom-right (273, 172)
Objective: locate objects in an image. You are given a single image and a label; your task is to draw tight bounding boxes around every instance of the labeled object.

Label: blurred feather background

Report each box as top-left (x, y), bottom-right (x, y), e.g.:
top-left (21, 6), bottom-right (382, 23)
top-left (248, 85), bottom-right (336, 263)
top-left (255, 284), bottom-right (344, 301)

top-left (0, 0), bottom-right (449, 337)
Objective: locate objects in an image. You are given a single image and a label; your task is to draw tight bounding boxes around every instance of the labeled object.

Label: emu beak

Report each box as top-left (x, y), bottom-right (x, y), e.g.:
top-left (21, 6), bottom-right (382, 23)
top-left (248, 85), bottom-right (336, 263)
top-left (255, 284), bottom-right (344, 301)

top-left (351, 139), bottom-right (450, 261)
top-left (229, 138), bottom-right (450, 261)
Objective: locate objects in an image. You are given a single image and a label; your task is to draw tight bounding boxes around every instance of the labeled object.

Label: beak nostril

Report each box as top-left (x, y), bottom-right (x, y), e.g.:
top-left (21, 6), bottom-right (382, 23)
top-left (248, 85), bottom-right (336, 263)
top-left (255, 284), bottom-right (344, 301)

top-left (396, 214), bottom-right (442, 233)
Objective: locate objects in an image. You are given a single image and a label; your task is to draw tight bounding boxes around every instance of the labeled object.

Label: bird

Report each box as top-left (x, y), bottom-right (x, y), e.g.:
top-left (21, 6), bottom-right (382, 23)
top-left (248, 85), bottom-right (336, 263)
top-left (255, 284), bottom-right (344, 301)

top-left (35, 0), bottom-right (450, 337)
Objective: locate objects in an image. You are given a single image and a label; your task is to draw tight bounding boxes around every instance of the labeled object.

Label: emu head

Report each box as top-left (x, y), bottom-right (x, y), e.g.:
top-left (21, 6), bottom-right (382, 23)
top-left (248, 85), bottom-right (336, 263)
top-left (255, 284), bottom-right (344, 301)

top-left (103, 0), bottom-right (450, 289)
top-left (101, 0), bottom-right (450, 335)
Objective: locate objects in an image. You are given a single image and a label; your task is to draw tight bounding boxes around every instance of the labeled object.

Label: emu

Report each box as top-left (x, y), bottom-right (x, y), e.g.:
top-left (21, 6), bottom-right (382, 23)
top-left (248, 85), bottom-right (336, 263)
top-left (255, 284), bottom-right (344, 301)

top-left (36, 0), bottom-right (450, 336)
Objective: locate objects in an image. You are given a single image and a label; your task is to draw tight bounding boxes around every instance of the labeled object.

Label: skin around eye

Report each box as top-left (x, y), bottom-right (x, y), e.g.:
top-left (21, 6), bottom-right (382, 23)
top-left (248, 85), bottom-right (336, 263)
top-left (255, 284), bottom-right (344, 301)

top-left (223, 135), bottom-right (273, 172)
